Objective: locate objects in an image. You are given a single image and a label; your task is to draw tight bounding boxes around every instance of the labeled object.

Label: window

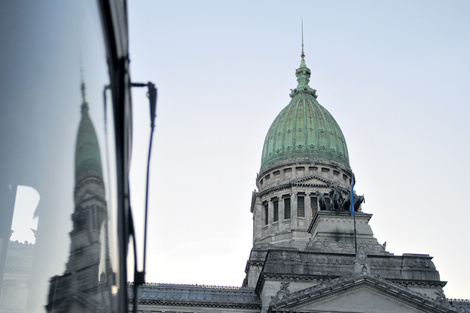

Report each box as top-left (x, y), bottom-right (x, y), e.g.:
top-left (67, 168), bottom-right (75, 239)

top-left (264, 202), bottom-right (268, 225)
top-left (297, 196), bottom-right (305, 217)
top-left (310, 196), bottom-right (318, 217)
top-left (273, 200), bottom-right (279, 222)
top-left (284, 198), bottom-right (291, 220)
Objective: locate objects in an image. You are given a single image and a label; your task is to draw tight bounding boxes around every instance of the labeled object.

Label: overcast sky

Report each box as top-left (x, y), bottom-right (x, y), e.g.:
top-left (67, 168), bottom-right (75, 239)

top-left (127, 1), bottom-right (470, 299)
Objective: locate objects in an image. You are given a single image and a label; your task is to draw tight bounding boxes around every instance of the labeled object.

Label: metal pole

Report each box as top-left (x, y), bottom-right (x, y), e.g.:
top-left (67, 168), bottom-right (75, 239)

top-left (350, 174), bottom-right (357, 255)
top-left (354, 210), bottom-right (357, 255)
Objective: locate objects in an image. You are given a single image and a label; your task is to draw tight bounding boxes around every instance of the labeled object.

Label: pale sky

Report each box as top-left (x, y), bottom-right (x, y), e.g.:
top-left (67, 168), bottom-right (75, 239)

top-left (127, 1), bottom-right (470, 299)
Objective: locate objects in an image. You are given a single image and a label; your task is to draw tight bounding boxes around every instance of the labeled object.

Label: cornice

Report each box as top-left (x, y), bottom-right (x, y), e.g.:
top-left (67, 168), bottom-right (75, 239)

top-left (389, 278), bottom-right (447, 288)
top-left (255, 272), bottom-right (340, 295)
top-left (134, 299), bottom-right (262, 310)
top-left (245, 260), bottom-right (265, 271)
top-left (130, 283), bottom-right (261, 309)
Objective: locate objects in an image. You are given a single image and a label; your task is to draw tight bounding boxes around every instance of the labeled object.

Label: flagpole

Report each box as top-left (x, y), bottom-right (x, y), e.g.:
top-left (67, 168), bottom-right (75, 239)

top-left (350, 174), bottom-right (357, 255)
top-left (353, 208), bottom-right (357, 255)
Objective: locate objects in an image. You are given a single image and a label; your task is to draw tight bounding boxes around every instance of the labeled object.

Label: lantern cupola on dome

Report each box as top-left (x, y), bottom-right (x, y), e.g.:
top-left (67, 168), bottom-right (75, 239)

top-left (260, 34), bottom-right (350, 175)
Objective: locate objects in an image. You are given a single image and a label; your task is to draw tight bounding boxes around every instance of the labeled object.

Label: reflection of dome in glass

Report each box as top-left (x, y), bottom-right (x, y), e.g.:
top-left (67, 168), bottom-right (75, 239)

top-left (75, 82), bottom-right (102, 183)
top-left (260, 52), bottom-right (350, 173)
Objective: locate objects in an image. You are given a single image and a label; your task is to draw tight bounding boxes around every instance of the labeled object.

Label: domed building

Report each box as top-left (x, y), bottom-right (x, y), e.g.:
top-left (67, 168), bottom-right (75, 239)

top-left (133, 45), bottom-right (469, 313)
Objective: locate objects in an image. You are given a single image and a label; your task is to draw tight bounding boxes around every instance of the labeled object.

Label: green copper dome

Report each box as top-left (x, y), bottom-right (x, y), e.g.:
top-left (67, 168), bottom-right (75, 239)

top-left (260, 52), bottom-right (350, 173)
top-left (75, 82), bottom-right (103, 183)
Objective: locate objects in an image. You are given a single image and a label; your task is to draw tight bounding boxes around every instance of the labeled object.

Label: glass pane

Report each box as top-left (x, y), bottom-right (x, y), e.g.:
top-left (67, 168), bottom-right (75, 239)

top-left (264, 203), bottom-right (269, 225)
top-left (297, 196), bottom-right (305, 217)
top-left (273, 201), bottom-right (278, 222)
top-left (284, 198), bottom-right (291, 219)
top-left (0, 2), bottom-right (120, 313)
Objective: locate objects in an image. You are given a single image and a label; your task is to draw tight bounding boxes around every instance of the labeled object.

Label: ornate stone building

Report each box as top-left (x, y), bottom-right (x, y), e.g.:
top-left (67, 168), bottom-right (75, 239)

top-left (132, 47), bottom-right (470, 313)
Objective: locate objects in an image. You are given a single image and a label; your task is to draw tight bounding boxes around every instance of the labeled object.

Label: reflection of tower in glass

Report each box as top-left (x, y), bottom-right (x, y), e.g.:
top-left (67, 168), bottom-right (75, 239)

top-left (0, 237), bottom-right (35, 313)
top-left (46, 80), bottom-right (113, 313)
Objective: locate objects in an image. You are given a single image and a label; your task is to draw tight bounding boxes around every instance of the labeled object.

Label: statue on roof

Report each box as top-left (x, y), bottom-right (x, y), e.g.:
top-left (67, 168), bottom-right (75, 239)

top-left (316, 191), bottom-right (327, 211)
top-left (342, 191), bottom-right (365, 212)
top-left (328, 185), bottom-right (344, 210)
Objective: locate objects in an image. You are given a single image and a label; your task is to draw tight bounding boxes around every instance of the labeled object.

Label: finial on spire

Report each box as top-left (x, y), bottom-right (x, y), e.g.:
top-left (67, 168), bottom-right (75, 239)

top-left (80, 65), bottom-right (89, 113)
top-left (301, 18), bottom-right (305, 59)
top-left (299, 19), bottom-right (307, 69)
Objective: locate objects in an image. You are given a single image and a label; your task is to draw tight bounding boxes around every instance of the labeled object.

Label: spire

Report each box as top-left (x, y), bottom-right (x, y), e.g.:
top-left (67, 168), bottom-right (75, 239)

top-left (75, 70), bottom-right (103, 184)
top-left (296, 19), bottom-right (311, 88)
top-left (300, 18), bottom-right (307, 68)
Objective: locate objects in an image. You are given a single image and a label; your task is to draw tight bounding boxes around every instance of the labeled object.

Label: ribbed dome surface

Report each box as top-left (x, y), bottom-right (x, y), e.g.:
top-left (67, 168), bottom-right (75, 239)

top-left (260, 56), bottom-right (350, 173)
top-left (75, 93), bottom-right (102, 183)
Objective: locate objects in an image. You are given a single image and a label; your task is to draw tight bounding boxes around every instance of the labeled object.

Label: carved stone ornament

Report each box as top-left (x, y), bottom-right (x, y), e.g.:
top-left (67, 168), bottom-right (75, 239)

top-left (354, 246), bottom-right (370, 275)
top-left (271, 281), bottom-right (291, 303)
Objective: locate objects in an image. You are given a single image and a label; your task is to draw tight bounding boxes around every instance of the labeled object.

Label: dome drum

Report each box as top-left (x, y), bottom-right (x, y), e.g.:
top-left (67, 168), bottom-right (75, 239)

top-left (253, 185), bottom-right (355, 249)
top-left (252, 161), bottom-right (354, 248)
top-left (257, 162), bottom-right (352, 193)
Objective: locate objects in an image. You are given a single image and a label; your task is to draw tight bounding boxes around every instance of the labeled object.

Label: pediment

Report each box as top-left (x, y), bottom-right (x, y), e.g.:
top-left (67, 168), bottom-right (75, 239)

top-left (269, 275), bottom-right (456, 313)
top-left (293, 176), bottom-right (330, 186)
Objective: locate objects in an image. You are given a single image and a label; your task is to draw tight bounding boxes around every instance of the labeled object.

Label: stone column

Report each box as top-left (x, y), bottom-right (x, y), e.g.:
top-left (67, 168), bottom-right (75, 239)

top-left (291, 190), bottom-right (297, 228)
top-left (254, 197), bottom-right (263, 243)
top-left (279, 195), bottom-right (285, 232)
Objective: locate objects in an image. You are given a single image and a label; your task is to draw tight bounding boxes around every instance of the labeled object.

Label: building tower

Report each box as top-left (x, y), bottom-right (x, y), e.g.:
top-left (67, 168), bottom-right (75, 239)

top-left (46, 80), bottom-right (113, 313)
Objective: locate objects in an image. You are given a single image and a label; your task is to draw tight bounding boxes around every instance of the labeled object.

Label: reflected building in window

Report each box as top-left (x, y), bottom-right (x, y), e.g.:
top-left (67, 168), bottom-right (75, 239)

top-left (46, 81), bottom-right (113, 313)
top-left (0, 239), bottom-right (35, 313)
